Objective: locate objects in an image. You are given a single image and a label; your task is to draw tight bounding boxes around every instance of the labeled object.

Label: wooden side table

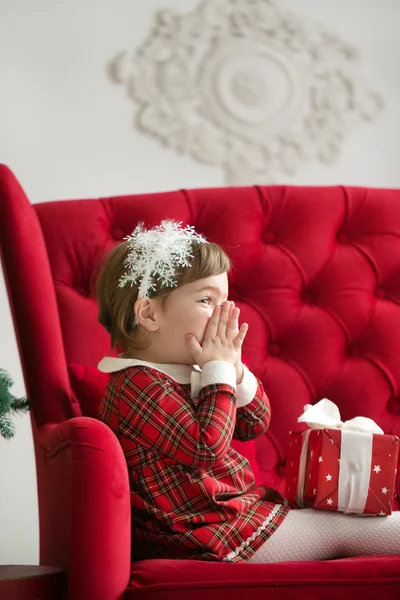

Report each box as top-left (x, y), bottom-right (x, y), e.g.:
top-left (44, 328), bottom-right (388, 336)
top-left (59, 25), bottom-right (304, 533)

top-left (0, 565), bottom-right (65, 600)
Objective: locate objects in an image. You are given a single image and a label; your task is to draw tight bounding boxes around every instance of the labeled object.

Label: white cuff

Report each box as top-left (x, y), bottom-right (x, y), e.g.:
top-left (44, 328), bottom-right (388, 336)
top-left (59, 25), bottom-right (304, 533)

top-left (200, 361), bottom-right (237, 391)
top-left (236, 365), bottom-right (258, 407)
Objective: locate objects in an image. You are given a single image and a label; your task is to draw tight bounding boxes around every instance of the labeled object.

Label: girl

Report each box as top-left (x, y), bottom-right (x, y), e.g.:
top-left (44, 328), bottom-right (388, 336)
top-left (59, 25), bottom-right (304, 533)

top-left (96, 220), bottom-right (400, 563)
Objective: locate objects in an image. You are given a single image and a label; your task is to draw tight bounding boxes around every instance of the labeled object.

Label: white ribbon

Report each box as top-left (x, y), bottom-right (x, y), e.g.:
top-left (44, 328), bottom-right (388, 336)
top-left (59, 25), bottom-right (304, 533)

top-left (295, 399), bottom-right (383, 513)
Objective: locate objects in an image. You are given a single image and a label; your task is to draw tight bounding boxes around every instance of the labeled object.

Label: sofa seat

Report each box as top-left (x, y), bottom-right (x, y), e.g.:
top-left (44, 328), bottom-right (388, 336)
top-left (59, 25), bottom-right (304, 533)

top-left (128, 556), bottom-right (400, 600)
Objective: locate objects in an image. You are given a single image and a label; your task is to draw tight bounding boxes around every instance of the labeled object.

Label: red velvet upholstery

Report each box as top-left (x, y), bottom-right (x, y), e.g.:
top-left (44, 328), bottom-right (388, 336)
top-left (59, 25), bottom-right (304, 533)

top-left (0, 163), bottom-right (399, 599)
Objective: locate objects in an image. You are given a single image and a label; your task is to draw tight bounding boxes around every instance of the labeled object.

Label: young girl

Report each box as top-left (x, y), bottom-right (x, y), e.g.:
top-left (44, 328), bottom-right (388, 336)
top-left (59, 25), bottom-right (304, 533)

top-left (96, 220), bottom-right (400, 563)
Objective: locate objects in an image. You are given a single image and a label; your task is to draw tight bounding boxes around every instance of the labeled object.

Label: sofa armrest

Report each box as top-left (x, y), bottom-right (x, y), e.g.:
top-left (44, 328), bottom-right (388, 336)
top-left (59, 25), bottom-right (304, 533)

top-left (38, 417), bottom-right (131, 600)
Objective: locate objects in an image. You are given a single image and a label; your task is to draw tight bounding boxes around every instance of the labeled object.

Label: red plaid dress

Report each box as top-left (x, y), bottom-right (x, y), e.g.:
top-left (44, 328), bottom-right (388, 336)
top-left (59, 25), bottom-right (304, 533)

top-left (98, 358), bottom-right (289, 562)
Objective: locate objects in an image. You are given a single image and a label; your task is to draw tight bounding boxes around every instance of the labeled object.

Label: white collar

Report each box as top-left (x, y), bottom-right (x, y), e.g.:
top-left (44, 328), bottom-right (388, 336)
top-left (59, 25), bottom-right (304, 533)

top-left (97, 356), bottom-right (202, 399)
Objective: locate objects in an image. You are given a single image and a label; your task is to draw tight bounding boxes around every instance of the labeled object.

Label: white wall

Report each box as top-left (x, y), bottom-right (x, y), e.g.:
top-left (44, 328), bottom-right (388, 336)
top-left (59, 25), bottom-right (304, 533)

top-left (0, 0), bottom-right (399, 565)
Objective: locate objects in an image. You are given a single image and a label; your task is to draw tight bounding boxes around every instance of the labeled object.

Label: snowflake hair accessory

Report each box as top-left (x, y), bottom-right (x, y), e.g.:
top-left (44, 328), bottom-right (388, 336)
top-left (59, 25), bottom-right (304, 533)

top-left (118, 220), bottom-right (208, 300)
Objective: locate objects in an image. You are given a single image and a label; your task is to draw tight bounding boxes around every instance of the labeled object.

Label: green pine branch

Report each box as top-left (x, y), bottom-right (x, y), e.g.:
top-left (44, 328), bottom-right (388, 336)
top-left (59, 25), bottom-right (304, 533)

top-left (0, 368), bottom-right (30, 440)
top-left (0, 415), bottom-right (15, 440)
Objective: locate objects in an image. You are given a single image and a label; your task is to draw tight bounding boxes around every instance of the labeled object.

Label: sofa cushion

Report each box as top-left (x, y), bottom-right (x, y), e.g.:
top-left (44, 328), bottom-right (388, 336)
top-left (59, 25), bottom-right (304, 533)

top-left (127, 555), bottom-right (400, 599)
top-left (68, 363), bottom-right (110, 419)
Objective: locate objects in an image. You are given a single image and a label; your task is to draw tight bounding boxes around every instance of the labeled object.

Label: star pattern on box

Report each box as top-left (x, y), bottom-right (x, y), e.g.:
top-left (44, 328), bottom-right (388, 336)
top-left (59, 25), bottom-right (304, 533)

top-left (285, 429), bottom-right (399, 515)
top-left (108, 0), bottom-right (384, 184)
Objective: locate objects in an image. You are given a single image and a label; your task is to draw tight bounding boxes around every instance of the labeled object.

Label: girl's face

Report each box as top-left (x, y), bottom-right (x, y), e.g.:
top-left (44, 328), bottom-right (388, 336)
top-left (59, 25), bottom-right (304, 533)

top-left (155, 272), bottom-right (229, 364)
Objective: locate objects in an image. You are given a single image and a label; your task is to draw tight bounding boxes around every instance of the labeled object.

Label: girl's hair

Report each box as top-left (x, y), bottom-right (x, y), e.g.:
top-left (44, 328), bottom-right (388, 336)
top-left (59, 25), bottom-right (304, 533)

top-left (94, 238), bottom-right (231, 355)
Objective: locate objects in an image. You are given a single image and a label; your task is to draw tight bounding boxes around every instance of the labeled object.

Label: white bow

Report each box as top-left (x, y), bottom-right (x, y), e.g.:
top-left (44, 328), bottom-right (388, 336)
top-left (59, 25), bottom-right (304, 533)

top-left (297, 398), bottom-right (383, 435)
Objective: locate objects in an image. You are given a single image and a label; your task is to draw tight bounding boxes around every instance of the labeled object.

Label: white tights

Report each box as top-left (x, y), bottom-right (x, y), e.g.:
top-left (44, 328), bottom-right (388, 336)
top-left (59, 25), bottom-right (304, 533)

top-left (247, 508), bottom-right (400, 563)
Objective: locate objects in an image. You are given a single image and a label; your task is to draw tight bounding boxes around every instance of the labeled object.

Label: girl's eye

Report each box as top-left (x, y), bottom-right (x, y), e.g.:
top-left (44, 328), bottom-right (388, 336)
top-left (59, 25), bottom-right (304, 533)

top-left (200, 298), bottom-right (212, 305)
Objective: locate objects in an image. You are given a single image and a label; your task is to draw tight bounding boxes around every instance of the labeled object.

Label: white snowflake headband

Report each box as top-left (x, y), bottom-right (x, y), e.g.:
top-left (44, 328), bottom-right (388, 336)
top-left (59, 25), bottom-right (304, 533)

top-left (118, 220), bottom-right (208, 300)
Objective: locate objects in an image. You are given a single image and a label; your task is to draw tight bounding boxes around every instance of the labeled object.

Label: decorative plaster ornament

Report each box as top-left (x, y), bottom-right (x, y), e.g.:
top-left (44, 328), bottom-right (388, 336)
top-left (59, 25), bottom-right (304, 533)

top-left (109, 0), bottom-right (384, 184)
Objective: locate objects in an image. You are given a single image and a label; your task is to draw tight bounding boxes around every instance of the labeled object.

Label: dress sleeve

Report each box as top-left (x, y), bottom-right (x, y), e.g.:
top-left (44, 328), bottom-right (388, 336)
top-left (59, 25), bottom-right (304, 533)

top-left (233, 368), bottom-right (271, 442)
top-left (117, 368), bottom-right (238, 468)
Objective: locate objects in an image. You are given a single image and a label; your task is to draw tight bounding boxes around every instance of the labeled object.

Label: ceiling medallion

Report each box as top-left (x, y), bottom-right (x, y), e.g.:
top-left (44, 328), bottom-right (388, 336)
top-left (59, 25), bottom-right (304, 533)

top-left (109, 0), bottom-right (384, 184)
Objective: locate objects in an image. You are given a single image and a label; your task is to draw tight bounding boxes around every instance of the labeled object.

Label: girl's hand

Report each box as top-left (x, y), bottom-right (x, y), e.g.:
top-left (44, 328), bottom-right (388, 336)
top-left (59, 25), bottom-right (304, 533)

top-left (186, 301), bottom-right (248, 369)
top-left (228, 301), bottom-right (245, 383)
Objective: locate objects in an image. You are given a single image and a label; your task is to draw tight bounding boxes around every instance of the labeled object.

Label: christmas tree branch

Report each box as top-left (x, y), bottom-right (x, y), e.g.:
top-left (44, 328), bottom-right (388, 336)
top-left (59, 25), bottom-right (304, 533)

top-left (0, 368), bottom-right (29, 440)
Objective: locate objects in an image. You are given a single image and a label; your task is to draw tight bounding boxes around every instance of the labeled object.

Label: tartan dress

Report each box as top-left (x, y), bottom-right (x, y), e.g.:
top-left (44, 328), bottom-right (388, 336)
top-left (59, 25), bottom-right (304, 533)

top-left (98, 357), bottom-right (290, 562)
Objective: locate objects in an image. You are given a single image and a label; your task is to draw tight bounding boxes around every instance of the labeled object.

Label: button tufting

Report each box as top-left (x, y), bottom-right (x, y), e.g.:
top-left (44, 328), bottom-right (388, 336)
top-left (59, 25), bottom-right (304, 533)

top-left (375, 287), bottom-right (387, 300)
top-left (387, 397), bottom-right (400, 414)
top-left (349, 345), bottom-right (360, 357)
top-left (111, 228), bottom-right (125, 241)
top-left (76, 285), bottom-right (91, 298)
top-left (263, 232), bottom-right (275, 244)
top-left (337, 233), bottom-right (349, 244)
top-left (268, 344), bottom-right (280, 356)
top-left (277, 463), bottom-right (286, 477)
top-left (301, 290), bottom-right (313, 304)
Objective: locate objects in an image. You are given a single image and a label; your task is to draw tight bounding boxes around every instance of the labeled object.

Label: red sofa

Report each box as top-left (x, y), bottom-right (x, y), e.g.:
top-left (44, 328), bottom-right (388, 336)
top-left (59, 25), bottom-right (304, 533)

top-left (1, 164), bottom-right (399, 599)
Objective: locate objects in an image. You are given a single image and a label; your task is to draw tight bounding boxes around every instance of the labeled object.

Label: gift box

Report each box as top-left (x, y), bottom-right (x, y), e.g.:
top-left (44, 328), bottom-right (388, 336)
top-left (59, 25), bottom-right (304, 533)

top-left (285, 399), bottom-right (399, 515)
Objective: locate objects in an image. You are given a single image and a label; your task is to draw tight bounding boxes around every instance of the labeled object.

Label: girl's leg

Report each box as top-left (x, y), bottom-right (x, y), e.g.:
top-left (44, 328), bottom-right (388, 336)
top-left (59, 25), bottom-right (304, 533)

top-left (247, 508), bottom-right (400, 563)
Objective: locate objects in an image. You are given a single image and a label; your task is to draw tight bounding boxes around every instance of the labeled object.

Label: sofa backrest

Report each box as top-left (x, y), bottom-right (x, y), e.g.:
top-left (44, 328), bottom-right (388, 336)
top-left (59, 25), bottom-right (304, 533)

top-left (1, 165), bottom-right (400, 498)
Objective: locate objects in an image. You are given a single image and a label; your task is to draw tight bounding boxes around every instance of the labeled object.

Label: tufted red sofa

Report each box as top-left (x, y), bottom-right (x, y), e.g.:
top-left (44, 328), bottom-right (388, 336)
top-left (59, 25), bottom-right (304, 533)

top-left (1, 163), bottom-right (400, 599)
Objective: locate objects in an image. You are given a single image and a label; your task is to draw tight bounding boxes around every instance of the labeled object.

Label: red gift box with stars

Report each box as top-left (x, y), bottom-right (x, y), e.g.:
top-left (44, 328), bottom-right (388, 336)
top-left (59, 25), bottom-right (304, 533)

top-left (285, 428), bottom-right (399, 515)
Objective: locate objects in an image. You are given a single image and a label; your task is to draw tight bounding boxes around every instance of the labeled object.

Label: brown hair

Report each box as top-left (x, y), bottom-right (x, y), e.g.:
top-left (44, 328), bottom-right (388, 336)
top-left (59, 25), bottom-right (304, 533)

top-left (94, 238), bottom-right (231, 356)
